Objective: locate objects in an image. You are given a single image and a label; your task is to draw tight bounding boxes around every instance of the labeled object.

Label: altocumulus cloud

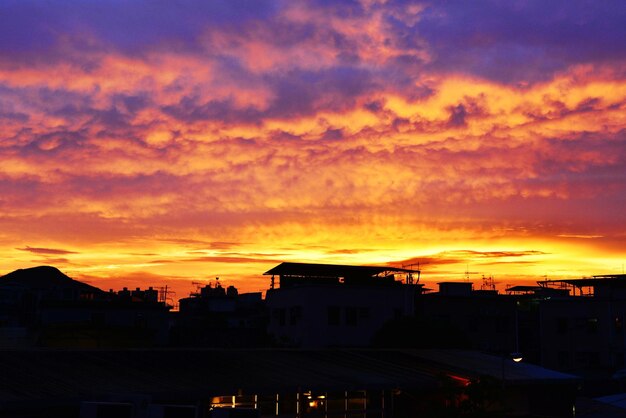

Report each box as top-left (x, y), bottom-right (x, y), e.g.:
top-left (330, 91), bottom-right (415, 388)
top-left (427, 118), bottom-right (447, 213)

top-left (0, 0), bottom-right (625, 288)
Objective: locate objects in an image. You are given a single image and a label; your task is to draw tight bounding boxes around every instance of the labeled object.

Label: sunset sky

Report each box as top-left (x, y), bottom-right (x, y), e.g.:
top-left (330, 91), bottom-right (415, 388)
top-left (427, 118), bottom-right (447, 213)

top-left (1, 0), bottom-right (625, 299)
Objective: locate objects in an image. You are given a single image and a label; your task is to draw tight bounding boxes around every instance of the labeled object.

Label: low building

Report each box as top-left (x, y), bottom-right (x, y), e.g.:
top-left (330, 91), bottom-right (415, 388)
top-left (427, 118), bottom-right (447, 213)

top-left (173, 280), bottom-right (268, 347)
top-left (536, 275), bottom-right (626, 375)
top-left (264, 262), bottom-right (421, 348)
top-left (416, 274), bottom-right (626, 383)
top-left (0, 266), bottom-right (171, 348)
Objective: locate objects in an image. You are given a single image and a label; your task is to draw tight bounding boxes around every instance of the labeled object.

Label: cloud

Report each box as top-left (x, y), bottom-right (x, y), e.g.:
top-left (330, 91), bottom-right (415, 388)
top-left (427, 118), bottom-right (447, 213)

top-left (31, 257), bottom-right (74, 266)
top-left (0, 1), bottom-right (279, 59)
top-left (185, 256), bottom-right (279, 264)
top-left (417, 0), bottom-right (626, 83)
top-left (17, 246), bottom-right (78, 255)
top-left (397, 250), bottom-right (547, 267)
top-left (0, 0), bottom-right (625, 292)
top-left (557, 234), bottom-right (603, 239)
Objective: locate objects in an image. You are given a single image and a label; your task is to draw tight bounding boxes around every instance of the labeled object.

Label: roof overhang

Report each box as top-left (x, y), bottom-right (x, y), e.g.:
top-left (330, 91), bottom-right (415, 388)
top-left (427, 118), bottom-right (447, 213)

top-left (264, 262), bottom-right (415, 277)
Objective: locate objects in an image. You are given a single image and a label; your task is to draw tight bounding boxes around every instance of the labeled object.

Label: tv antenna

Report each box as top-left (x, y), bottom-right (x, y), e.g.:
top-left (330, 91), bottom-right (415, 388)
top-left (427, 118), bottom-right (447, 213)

top-left (464, 265), bottom-right (480, 281)
top-left (157, 285), bottom-right (176, 306)
top-left (481, 274), bottom-right (496, 291)
top-left (402, 262), bottom-right (422, 284)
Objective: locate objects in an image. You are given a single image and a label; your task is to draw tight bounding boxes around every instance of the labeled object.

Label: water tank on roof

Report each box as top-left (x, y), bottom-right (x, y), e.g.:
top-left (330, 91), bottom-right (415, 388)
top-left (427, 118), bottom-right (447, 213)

top-left (438, 282), bottom-right (473, 296)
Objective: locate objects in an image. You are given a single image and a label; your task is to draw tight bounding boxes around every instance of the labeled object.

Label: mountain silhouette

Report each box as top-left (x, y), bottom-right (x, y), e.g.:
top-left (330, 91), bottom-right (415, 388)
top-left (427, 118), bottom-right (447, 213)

top-left (0, 265), bottom-right (103, 294)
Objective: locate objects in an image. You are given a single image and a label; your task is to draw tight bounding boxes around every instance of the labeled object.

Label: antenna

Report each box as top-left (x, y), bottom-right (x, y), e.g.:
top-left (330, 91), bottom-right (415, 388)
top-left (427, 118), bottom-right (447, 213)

top-left (463, 265), bottom-right (481, 282)
top-left (481, 274), bottom-right (496, 291)
top-left (157, 285), bottom-right (176, 306)
top-left (402, 262), bottom-right (422, 284)
top-left (191, 281), bottom-right (204, 296)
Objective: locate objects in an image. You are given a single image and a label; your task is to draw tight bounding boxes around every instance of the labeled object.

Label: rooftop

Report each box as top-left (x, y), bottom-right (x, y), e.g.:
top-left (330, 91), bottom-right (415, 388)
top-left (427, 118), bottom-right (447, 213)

top-left (264, 262), bottom-right (414, 277)
top-left (0, 266), bottom-right (103, 294)
top-left (0, 349), bottom-right (578, 404)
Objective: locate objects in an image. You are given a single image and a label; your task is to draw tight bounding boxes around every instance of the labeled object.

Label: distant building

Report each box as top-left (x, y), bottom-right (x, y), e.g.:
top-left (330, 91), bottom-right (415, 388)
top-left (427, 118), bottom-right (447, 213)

top-left (173, 280), bottom-right (268, 347)
top-left (416, 274), bottom-right (626, 380)
top-left (0, 266), bottom-right (171, 348)
top-left (534, 275), bottom-right (626, 374)
top-left (264, 262), bottom-right (421, 347)
top-left (417, 281), bottom-right (520, 354)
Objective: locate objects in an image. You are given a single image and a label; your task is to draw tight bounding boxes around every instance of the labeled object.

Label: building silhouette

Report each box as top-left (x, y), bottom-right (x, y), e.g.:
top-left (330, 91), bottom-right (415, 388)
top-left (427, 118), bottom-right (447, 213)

top-left (264, 262), bottom-right (420, 347)
top-left (173, 279), bottom-right (268, 347)
top-left (418, 275), bottom-right (626, 377)
top-left (0, 266), bottom-right (171, 348)
top-left (5, 263), bottom-right (626, 416)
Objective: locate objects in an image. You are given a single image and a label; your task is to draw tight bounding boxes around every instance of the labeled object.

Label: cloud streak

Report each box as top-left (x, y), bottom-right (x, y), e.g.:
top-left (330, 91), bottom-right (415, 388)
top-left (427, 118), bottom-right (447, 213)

top-left (17, 246), bottom-right (78, 255)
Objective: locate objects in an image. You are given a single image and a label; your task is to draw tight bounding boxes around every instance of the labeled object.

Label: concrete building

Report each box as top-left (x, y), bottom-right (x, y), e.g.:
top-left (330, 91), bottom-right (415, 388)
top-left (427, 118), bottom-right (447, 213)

top-left (416, 274), bottom-right (626, 383)
top-left (173, 280), bottom-right (268, 347)
top-left (264, 262), bottom-right (420, 348)
top-left (418, 281), bottom-right (521, 354)
top-left (535, 275), bottom-right (626, 374)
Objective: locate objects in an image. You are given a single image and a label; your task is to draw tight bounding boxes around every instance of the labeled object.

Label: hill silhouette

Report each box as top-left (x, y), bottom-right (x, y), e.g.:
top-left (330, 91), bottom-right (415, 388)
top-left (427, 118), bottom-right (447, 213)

top-left (0, 265), bottom-right (103, 294)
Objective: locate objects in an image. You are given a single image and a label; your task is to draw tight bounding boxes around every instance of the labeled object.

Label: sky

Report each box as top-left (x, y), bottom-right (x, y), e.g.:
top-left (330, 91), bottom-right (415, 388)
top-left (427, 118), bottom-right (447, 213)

top-left (1, 0), bottom-right (625, 300)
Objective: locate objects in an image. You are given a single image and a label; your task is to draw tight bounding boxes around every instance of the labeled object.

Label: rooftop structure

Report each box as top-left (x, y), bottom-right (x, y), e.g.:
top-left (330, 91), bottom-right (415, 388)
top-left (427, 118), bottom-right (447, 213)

top-left (436, 281), bottom-right (473, 296)
top-left (539, 274), bottom-right (626, 297)
top-left (264, 262), bottom-right (419, 289)
top-left (505, 285), bottom-right (570, 297)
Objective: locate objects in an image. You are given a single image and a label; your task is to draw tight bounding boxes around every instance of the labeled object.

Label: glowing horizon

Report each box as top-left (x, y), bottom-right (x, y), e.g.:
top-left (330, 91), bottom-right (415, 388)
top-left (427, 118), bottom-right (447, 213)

top-left (1, 1), bottom-right (625, 300)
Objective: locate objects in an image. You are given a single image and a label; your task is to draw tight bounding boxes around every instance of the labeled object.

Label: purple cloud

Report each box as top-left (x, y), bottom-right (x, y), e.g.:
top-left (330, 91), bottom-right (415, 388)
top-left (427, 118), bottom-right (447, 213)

top-left (0, 0), bottom-right (279, 59)
top-left (415, 0), bottom-right (626, 82)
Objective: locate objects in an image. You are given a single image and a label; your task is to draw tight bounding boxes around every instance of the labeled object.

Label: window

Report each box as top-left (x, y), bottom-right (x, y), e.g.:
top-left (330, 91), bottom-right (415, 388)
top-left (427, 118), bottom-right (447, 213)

top-left (345, 307), bottom-right (358, 327)
top-left (289, 306), bottom-right (302, 325)
top-left (558, 351), bottom-right (570, 369)
top-left (91, 312), bottom-right (105, 325)
top-left (328, 306), bottom-right (341, 326)
top-left (96, 404), bottom-right (133, 418)
top-left (496, 316), bottom-right (509, 333)
top-left (358, 307), bottom-right (370, 320)
top-left (575, 351), bottom-right (600, 367)
top-left (587, 318), bottom-right (598, 334)
top-left (469, 315), bottom-right (478, 332)
top-left (162, 405), bottom-right (197, 418)
top-left (274, 308), bottom-right (286, 326)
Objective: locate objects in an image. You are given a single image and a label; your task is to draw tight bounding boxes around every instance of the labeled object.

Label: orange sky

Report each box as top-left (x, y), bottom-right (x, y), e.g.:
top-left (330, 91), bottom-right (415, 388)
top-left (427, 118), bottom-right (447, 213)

top-left (1, 1), bottom-right (626, 302)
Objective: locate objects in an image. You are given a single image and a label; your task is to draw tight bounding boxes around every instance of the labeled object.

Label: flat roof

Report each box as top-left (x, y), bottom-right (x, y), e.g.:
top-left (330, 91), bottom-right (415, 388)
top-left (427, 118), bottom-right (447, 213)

top-left (506, 285), bottom-right (543, 292)
top-left (264, 262), bottom-right (415, 277)
top-left (0, 349), bottom-right (436, 403)
top-left (414, 349), bottom-right (579, 384)
top-left (541, 276), bottom-right (626, 287)
top-left (0, 349), bottom-right (578, 404)
top-left (437, 281), bottom-right (472, 285)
